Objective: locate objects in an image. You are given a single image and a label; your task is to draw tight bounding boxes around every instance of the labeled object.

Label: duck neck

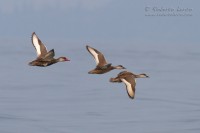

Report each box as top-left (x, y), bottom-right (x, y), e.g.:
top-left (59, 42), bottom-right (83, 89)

top-left (135, 74), bottom-right (147, 78)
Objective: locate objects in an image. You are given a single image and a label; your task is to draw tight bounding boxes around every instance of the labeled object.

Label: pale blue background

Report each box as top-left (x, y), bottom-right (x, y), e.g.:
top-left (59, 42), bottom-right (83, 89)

top-left (0, 0), bottom-right (200, 133)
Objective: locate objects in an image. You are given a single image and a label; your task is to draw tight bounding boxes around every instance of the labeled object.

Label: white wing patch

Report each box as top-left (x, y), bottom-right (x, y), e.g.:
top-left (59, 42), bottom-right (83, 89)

top-left (88, 47), bottom-right (99, 65)
top-left (32, 34), bottom-right (41, 57)
top-left (121, 78), bottom-right (134, 98)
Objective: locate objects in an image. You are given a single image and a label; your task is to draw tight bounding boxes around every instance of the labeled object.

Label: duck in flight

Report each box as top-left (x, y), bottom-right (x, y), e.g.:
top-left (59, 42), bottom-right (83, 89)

top-left (110, 71), bottom-right (149, 99)
top-left (86, 45), bottom-right (125, 74)
top-left (29, 32), bottom-right (70, 67)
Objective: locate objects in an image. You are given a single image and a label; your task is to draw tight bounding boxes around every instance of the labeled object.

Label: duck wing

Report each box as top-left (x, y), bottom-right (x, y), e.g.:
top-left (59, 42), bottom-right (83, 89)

top-left (86, 45), bottom-right (108, 67)
top-left (42, 49), bottom-right (55, 60)
top-left (32, 32), bottom-right (48, 58)
top-left (121, 75), bottom-right (136, 99)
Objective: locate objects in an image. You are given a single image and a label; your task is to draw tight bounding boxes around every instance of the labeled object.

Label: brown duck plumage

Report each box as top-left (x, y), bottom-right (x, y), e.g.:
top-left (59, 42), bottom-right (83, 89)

top-left (29, 32), bottom-right (70, 67)
top-left (86, 45), bottom-right (125, 74)
top-left (110, 71), bottom-right (149, 99)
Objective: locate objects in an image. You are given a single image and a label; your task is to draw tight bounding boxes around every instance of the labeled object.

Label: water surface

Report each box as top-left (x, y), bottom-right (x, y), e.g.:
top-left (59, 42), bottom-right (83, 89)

top-left (0, 41), bottom-right (200, 133)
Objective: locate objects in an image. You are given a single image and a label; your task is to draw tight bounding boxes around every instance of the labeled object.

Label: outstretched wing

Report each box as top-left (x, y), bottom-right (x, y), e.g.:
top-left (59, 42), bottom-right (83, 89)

top-left (86, 45), bottom-right (108, 67)
top-left (31, 32), bottom-right (48, 58)
top-left (121, 76), bottom-right (136, 99)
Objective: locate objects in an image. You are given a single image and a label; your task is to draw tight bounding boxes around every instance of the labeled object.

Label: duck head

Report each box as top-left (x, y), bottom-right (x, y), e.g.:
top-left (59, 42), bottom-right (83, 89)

top-left (115, 65), bottom-right (126, 69)
top-left (57, 57), bottom-right (70, 62)
top-left (136, 73), bottom-right (149, 78)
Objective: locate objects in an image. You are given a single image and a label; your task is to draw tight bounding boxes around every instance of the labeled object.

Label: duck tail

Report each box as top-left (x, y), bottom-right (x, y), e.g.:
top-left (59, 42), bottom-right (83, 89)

top-left (109, 78), bottom-right (121, 83)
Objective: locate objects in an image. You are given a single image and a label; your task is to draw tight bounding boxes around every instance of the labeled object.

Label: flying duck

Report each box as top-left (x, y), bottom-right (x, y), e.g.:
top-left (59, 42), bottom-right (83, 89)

top-left (86, 45), bottom-right (125, 74)
top-left (110, 71), bottom-right (149, 99)
top-left (29, 32), bottom-right (70, 67)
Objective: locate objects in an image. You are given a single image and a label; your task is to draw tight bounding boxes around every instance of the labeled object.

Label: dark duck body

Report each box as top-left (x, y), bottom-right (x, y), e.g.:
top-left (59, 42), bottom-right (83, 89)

top-left (86, 45), bottom-right (125, 74)
top-left (29, 32), bottom-right (70, 67)
top-left (110, 71), bottom-right (149, 99)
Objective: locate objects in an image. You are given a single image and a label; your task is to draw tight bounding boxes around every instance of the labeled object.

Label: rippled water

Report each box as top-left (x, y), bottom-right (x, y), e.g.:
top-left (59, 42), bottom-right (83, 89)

top-left (0, 40), bottom-right (200, 133)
